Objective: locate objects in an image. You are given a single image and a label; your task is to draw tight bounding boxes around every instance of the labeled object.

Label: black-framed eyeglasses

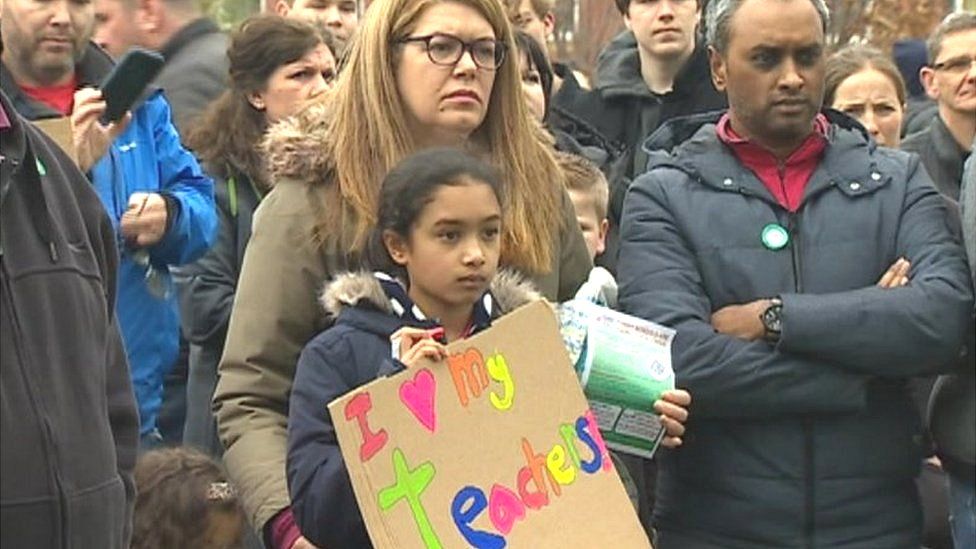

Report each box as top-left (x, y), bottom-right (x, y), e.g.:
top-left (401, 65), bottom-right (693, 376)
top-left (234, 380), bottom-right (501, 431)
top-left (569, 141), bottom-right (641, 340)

top-left (398, 33), bottom-right (507, 70)
top-left (931, 56), bottom-right (976, 74)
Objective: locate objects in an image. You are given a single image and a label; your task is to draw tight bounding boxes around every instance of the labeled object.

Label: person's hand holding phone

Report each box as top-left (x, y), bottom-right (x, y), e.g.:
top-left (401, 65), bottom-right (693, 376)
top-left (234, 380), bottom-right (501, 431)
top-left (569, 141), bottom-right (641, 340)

top-left (121, 192), bottom-right (168, 247)
top-left (71, 87), bottom-right (131, 172)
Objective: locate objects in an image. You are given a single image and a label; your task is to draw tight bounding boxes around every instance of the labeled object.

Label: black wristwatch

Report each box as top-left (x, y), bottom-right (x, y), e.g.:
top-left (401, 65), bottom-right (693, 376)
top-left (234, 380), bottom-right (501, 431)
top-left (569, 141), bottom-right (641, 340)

top-left (761, 296), bottom-right (783, 343)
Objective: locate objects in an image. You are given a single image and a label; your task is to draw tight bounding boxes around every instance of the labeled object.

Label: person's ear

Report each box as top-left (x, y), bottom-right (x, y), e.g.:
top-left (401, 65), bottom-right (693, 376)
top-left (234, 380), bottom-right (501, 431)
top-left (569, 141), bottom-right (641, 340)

top-left (542, 12), bottom-right (556, 37)
top-left (383, 230), bottom-right (410, 266)
top-left (247, 91), bottom-right (266, 111)
top-left (623, 12), bottom-right (632, 31)
top-left (273, 0), bottom-right (291, 17)
top-left (919, 66), bottom-right (940, 101)
top-left (708, 45), bottom-right (727, 92)
top-left (597, 218), bottom-right (609, 257)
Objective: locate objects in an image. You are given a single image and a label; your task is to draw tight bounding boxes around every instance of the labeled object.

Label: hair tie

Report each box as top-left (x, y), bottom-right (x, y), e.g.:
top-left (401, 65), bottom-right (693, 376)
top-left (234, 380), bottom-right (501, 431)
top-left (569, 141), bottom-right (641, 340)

top-left (207, 482), bottom-right (235, 502)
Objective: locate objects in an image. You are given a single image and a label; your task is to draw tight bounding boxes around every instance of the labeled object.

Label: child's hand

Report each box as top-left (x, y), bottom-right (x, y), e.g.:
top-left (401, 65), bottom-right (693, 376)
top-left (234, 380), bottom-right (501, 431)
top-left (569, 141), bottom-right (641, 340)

top-left (391, 327), bottom-right (448, 368)
top-left (654, 389), bottom-right (691, 448)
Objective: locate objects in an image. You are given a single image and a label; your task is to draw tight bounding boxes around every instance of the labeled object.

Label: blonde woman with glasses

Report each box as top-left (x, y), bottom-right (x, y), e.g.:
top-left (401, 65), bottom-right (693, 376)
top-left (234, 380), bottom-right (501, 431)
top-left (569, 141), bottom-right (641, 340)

top-left (212, 0), bottom-right (592, 546)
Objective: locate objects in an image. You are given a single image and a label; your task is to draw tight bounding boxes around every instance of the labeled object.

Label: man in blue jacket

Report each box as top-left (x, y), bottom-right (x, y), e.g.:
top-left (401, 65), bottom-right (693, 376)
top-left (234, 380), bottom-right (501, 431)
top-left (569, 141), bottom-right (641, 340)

top-left (1, 0), bottom-right (217, 449)
top-left (617, 0), bottom-right (974, 547)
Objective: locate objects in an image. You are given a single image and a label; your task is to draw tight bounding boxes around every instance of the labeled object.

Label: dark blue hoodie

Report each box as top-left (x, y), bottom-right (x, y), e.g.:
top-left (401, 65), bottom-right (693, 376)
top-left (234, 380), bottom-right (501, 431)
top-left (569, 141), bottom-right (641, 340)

top-left (286, 270), bottom-right (541, 548)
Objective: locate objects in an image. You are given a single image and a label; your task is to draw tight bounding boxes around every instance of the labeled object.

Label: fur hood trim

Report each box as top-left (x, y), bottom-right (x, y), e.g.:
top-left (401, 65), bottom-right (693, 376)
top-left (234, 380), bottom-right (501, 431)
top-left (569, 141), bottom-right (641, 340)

top-left (320, 270), bottom-right (542, 318)
top-left (262, 99), bottom-right (333, 187)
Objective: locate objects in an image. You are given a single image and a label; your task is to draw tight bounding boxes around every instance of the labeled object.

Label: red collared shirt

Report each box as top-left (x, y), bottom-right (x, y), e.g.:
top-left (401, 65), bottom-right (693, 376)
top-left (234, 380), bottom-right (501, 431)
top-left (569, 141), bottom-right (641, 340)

top-left (716, 113), bottom-right (829, 212)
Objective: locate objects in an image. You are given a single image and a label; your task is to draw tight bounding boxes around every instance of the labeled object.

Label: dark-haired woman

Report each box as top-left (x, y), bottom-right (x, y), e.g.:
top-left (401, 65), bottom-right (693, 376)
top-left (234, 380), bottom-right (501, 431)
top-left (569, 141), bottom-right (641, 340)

top-left (179, 14), bottom-right (338, 456)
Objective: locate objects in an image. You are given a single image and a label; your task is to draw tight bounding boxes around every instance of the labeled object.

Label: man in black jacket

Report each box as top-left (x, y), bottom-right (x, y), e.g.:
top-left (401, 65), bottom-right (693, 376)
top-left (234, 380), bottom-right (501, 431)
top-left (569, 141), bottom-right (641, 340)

top-left (901, 12), bottom-right (975, 202)
top-left (0, 88), bottom-right (139, 547)
top-left (618, 0), bottom-right (974, 547)
top-left (569, 0), bottom-right (726, 181)
top-left (564, 0), bottom-right (726, 273)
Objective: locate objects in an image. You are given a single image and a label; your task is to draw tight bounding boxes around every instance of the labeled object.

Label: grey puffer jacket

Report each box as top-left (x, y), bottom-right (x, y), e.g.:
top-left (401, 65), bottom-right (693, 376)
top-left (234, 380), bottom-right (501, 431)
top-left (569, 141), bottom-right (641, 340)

top-left (618, 110), bottom-right (973, 549)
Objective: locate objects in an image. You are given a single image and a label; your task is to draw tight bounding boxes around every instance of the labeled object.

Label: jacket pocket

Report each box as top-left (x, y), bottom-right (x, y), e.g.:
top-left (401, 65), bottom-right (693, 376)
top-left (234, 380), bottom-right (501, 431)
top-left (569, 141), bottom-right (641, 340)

top-left (0, 495), bottom-right (60, 547)
top-left (65, 476), bottom-right (128, 549)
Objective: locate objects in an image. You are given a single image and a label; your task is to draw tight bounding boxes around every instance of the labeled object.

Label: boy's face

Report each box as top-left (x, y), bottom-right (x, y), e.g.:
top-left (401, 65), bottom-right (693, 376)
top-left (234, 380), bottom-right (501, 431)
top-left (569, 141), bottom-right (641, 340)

top-left (624, 0), bottom-right (698, 62)
top-left (510, 0), bottom-right (553, 51)
top-left (569, 190), bottom-right (608, 260)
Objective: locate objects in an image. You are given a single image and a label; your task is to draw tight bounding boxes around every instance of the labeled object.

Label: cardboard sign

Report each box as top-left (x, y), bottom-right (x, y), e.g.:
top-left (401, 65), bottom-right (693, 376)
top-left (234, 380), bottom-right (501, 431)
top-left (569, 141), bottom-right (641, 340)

top-left (32, 117), bottom-right (78, 164)
top-left (329, 301), bottom-right (652, 549)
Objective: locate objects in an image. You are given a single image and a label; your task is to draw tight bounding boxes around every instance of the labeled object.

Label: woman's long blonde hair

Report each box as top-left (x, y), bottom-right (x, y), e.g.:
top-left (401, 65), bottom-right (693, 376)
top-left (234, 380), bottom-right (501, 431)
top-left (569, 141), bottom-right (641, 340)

top-left (318, 0), bottom-right (563, 274)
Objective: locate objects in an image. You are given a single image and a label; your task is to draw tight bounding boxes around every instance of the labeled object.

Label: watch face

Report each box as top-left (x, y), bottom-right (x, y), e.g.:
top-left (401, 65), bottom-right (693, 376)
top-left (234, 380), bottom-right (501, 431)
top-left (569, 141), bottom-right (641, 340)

top-left (763, 306), bottom-right (782, 333)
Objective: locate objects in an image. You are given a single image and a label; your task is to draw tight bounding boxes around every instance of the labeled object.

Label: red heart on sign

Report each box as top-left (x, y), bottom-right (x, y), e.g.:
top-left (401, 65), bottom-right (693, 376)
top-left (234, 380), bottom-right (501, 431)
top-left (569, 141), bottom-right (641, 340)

top-left (399, 368), bottom-right (437, 433)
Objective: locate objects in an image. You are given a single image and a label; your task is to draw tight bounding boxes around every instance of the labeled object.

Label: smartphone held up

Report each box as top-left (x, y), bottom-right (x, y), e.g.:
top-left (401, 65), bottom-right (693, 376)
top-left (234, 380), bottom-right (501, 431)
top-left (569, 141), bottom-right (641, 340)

top-left (98, 48), bottom-right (165, 125)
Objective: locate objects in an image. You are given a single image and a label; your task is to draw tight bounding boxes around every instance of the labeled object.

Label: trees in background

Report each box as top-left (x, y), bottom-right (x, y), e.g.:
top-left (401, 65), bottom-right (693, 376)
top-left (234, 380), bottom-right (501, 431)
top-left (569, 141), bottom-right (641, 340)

top-left (563, 0), bottom-right (955, 86)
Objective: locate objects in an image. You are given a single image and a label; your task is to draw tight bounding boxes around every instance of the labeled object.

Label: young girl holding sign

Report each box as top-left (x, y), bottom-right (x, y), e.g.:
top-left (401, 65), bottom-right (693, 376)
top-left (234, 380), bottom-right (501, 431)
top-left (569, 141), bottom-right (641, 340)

top-left (286, 148), bottom-right (689, 548)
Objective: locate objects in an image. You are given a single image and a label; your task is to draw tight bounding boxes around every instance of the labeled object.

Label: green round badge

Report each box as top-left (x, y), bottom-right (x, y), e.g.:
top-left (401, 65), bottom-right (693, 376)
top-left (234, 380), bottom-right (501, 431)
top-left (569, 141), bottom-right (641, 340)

top-left (761, 223), bottom-right (790, 250)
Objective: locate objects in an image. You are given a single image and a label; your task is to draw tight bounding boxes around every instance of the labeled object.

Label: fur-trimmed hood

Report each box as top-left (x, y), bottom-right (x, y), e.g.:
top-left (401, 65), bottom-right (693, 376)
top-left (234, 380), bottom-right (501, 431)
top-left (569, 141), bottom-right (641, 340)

top-left (262, 98), bottom-right (333, 187)
top-left (320, 270), bottom-right (543, 319)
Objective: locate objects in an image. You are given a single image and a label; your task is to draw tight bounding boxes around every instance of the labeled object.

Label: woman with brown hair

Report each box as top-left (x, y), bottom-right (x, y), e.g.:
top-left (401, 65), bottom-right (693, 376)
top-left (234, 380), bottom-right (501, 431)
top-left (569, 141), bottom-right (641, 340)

top-left (824, 44), bottom-right (907, 148)
top-left (178, 14), bottom-right (337, 458)
top-left (211, 0), bottom-right (592, 546)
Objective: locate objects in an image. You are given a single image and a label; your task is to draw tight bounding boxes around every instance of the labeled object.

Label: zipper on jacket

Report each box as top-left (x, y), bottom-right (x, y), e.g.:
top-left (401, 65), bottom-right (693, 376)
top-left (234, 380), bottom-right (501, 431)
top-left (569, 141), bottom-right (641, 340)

top-left (1, 258), bottom-right (69, 546)
top-left (793, 221), bottom-right (816, 548)
top-left (780, 158), bottom-right (815, 546)
top-left (778, 160), bottom-right (817, 548)
top-left (786, 209), bottom-right (814, 549)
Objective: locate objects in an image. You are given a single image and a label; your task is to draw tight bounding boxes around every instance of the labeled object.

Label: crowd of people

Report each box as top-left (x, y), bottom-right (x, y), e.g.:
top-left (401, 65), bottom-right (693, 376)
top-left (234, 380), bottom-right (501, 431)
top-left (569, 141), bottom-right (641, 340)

top-left (0, 0), bottom-right (973, 547)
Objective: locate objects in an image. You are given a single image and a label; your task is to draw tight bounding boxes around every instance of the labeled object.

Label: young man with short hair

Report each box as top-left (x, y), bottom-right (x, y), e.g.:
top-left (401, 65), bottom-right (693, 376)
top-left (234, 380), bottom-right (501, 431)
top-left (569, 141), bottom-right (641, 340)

top-left (573, 0), bottom-right (726, 180)
top-left (565, 0), bottom-right (726, 273)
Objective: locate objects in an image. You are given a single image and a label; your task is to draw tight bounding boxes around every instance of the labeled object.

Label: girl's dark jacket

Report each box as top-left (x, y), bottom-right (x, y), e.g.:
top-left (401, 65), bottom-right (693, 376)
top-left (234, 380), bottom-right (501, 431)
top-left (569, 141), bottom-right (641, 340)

top-left (287, 270), bottom-right (541, 549)
top-left (0, 90), bottom-right (139, 548)
top-left (618, 109), bottom-right (973, 549)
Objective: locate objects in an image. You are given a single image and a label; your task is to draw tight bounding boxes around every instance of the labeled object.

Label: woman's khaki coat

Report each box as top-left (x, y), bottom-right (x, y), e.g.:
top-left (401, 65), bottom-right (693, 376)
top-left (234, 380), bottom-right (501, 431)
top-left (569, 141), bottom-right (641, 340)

top-left (212, 104), bottom-right (593, 532)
